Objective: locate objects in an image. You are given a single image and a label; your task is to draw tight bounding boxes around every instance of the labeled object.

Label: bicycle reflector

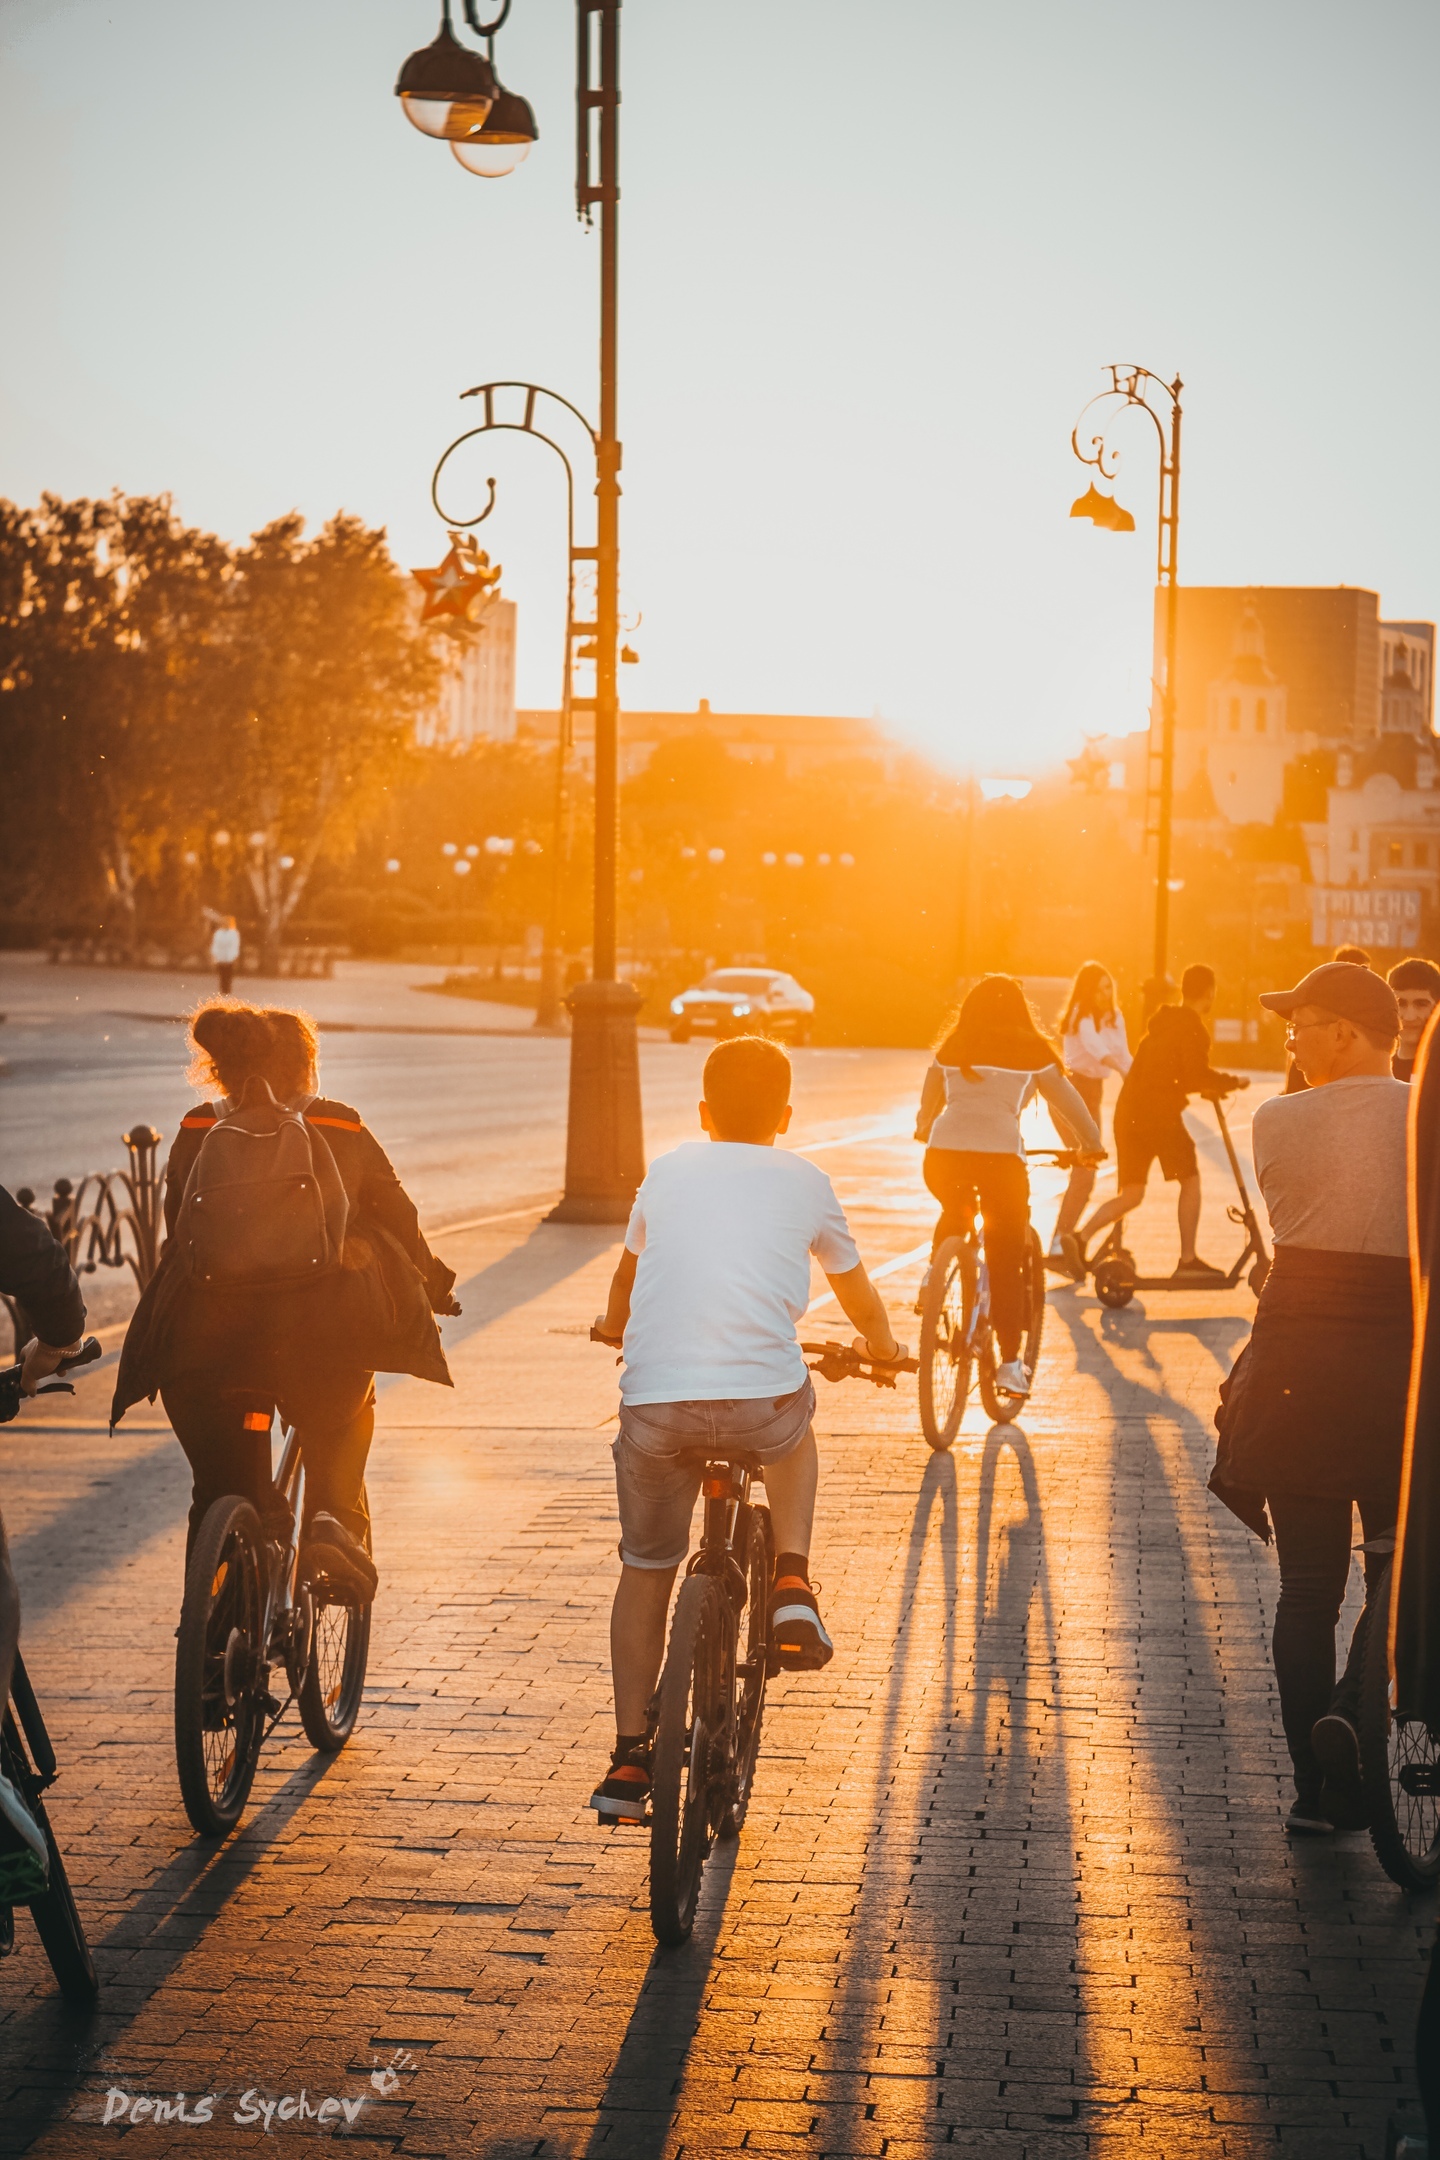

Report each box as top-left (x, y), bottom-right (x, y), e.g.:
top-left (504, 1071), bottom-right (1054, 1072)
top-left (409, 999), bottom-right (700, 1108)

top-left (242, 1410), bottom-right (271, 1432)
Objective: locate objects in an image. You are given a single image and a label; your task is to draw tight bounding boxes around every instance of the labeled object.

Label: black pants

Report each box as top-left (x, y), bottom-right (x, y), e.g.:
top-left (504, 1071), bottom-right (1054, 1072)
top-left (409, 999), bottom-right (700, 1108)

top-left (163, 1366), bottom-right (375, 1565)
top-left (1269, 1487), bottom-right (1397, 1795)
top-left (923, 1149), bottom-right (1030, 1360)
top-left (217, 964), bottom-right (234, 995)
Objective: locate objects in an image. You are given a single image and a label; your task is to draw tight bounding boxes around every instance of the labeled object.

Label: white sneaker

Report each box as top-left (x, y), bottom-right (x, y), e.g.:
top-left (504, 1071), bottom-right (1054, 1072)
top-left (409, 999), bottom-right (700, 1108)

top-left (0, 1769), bottom-right (49, 1900)
top-left (995, 1359), bottom-right (1031, 1398)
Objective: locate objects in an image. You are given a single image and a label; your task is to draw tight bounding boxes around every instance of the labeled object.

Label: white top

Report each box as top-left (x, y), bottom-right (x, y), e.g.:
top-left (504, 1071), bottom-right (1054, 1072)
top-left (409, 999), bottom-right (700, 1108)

top-left (210, 926), bottom-right (241, 963)
top-left (1250, 1075), bottom-right (1410, 1257)
top-left (620, 1141), bottom-right (861, 1405)
top-left (1063, 1013), bottom-right (1131, 1081)
top-left (917, 1063), bottom-right (1104, 1159)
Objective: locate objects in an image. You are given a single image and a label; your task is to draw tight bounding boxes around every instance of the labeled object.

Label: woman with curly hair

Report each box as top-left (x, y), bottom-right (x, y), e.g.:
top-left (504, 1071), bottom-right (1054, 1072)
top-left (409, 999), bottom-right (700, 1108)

top-left (113, 1000), bottom-right (458, 1600)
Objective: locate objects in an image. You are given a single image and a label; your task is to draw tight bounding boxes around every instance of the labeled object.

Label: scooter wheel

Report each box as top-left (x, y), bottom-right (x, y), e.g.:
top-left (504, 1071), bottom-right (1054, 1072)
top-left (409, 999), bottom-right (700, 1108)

top-left (1093, 1257), bottom-right (1136, 1310)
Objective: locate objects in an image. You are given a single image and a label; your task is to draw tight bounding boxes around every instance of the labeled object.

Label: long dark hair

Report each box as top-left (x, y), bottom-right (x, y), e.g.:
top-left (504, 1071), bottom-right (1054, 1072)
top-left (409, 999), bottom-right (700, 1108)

top-left (1060, 960), bottom-right (1118, 1037)
top-left (935, 975), bottom-right (1060, 1083)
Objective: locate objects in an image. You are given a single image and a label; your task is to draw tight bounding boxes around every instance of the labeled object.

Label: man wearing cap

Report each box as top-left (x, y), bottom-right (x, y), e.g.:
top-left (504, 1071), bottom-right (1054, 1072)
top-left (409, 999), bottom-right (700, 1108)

top-left (1211, 961), bottom-right (1411, 1836)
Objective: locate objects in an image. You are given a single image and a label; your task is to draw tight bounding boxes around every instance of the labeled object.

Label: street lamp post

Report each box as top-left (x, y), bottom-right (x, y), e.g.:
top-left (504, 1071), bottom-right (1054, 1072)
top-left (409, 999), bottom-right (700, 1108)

top-left (401, 1), bottom-right (643, 1223)
top-left (1070, 364), bottom-right (1183, 997)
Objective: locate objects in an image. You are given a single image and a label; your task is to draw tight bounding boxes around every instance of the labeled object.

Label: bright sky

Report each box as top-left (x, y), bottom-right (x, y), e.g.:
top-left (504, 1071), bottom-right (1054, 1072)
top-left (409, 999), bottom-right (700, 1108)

top-left (3, 0), bottom-right (1437, 775)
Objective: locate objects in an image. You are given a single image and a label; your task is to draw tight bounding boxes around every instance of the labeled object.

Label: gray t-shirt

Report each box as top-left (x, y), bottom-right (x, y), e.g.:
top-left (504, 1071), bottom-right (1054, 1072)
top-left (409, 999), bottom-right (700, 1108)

top-left (1250, 1075), bottom-right (1410, 1257)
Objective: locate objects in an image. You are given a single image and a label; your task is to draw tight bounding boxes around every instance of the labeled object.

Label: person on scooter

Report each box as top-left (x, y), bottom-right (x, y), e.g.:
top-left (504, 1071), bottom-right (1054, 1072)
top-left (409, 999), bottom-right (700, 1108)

top-left (1061, 963), bottom-right (1246, 1285)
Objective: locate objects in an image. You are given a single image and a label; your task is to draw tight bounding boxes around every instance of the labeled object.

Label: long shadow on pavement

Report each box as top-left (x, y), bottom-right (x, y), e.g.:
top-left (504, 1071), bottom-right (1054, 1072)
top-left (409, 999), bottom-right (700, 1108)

top-left (1047, 1291), bottom-right (1432, 2155)
top-left (0, 1753), bottom-right (344, 2153)
top-left (576, 1839), bottom-right (740, 2159)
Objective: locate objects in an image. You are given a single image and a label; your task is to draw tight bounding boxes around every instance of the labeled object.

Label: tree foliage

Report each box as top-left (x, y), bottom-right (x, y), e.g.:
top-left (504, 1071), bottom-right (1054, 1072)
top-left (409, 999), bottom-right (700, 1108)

top-left (0, 492), bottom-right (437, 957)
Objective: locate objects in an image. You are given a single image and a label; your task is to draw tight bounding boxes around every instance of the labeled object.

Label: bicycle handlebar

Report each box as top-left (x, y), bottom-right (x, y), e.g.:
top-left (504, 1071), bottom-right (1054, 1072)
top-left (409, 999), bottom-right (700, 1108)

top-left (0, 1336), bottom-right (104, 1426)
top-left (800, 1340), bottom-right (919, 1389)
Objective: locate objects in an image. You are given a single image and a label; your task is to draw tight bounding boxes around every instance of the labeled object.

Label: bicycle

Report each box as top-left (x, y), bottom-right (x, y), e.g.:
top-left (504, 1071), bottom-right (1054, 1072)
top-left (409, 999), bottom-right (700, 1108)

top-left (916, 1148), bottom-right (1078, 1451)
top-left (174, 1413), bottom-right (373, 1838)
top-left (0, 1334), bottom-right (102, 2003)
top-left (592, 1329), bottom-right (915, 1947)
top-left (1357, 1545), bottom-right (1440, 1891)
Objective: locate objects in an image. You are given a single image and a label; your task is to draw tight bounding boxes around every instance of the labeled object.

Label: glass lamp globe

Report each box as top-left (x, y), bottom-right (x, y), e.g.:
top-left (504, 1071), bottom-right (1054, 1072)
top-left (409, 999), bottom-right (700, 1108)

top-left (450, 88), bottom-right (537, 177)
top-left (396, 20), bottom-right (496, 140)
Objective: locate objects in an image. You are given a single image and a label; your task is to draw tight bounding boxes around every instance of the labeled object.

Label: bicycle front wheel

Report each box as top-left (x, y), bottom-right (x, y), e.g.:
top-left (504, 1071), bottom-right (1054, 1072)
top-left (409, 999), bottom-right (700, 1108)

top-left (718, 1503), bottom-right (773, 1840)
top-left (174, 1497), bottom-right (267, 1837)
top-left (1360, 1562), bottom-right (1440, 1889)
top-left (650, 1574), bottom-right (726, 1947)
top-left (918, 1235), bottom-right (975, 1451)
top-left (299, 1597), bottom-right (372, 1754)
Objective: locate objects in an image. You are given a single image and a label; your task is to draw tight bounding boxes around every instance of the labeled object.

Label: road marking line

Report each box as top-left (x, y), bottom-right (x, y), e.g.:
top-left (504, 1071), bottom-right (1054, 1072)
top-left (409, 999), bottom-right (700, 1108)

top-left (805, 1239), bottom-right (930, 1315)
top-left (429, 1201), bottom-right (560, 1238)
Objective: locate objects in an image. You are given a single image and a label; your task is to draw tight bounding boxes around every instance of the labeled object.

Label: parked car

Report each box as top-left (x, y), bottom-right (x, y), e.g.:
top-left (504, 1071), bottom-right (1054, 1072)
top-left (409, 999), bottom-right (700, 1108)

top-left (668, 968), bottom-right (815, 1045)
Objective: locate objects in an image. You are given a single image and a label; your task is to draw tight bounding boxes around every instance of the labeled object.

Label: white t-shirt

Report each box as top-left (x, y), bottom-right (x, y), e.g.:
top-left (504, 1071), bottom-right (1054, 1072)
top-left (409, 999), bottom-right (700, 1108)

top-left (210, 926), bottom-right (241, 964)
top-left (1250, 1075), bottom-right (1410, 1257)
top-left (1063, 1014), bottom-right (1131, 1081)
top-left (620, 1141), bottom-right (861, 1405)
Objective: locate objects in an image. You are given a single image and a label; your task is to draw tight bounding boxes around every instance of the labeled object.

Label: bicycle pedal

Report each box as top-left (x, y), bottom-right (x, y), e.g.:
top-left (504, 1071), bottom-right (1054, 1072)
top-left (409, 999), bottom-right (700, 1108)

top-left (260, 1692), bottom-right (285, 1718)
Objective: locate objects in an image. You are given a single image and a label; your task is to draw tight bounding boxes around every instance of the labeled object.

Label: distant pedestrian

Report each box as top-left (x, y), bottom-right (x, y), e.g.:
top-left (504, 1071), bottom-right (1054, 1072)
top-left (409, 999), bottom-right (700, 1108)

top-left (1062, 963), bottom-right (1245, 1283)
top-left (1210, 961), bottom-right (1409, 1837)
top-left (210, 916), bottom-right (241, 996)
top-left (1387, 956), bottom-right (1440, 1081)
top-left (1049, 962), bottom-right (1130, 1269)
top-left (1333, 944), bottom-right (1372, 967)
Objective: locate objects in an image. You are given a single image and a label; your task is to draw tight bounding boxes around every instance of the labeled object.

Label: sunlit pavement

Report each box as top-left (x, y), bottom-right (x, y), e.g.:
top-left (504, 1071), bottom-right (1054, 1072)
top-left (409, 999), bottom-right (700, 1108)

top-left (0, 1041), bottom-right (1433, 2156)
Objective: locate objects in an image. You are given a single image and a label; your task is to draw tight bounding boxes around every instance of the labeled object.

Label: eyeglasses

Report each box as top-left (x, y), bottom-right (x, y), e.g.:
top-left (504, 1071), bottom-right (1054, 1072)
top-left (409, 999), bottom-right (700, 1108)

top-left (1284, 1015), bottom-right (1334, 1043)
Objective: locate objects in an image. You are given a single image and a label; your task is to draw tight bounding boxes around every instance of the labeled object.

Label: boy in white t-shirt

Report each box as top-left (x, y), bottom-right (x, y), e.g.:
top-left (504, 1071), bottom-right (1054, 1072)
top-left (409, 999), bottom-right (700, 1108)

top-left (589, 1035), bottom-right (904, 1823)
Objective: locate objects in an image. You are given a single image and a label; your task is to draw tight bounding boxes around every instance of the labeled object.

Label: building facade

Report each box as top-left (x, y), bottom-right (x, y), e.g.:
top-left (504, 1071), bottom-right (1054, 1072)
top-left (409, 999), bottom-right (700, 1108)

top-left (515, 699), bottom-right (904, 783)
top-left (416, 597), bottom-right (517, 747)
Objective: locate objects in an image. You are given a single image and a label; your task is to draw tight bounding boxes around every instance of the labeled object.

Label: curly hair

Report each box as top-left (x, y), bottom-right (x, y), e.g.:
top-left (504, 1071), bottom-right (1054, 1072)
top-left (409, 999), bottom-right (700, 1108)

top-left (934, 975), bottom-right (1059, 1083)
top-left (187, 1000), bottom-right (319, 1102)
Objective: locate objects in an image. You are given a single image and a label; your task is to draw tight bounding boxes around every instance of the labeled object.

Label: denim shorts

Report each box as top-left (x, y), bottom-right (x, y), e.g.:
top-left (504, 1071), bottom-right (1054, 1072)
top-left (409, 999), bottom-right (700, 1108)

top-left (612, 1378), bottom-right (816, 1570)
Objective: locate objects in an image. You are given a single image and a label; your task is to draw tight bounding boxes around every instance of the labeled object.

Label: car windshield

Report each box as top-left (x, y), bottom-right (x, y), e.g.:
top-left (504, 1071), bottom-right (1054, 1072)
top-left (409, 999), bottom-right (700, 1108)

top-left (698, 972), bottom-right (778, 995)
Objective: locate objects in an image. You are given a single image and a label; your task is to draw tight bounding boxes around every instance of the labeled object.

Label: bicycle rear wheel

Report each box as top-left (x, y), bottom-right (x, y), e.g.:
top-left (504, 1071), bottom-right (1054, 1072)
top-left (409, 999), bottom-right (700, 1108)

top-left (918, 1236), bottom-right (975, 1451)
top-left (650, 1574), bottom-right (726, 1946)
top-left (174, 1497), bottom-right (267, 1837)
top-left (1360, 1561), bottom-right (1440, 1890)
top-left (718, 1503), bottom-right (773, 1840)
top-left (0, 1724), bottom-right (97, 2003)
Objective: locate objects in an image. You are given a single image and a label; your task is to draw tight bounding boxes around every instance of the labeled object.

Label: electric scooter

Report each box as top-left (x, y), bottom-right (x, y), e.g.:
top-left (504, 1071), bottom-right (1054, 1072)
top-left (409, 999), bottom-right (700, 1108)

top-left (1081, 1093), bottom-right (1270, 1310)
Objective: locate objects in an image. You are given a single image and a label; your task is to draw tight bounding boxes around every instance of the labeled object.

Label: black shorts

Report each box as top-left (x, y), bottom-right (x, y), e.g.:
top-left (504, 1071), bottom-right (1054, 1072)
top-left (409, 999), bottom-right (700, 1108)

top-left (1115, 1109), bottom-right (1197, 1187)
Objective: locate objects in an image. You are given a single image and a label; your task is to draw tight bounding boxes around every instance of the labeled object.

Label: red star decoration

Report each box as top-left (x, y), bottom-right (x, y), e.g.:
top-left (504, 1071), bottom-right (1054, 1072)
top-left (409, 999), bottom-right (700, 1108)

top-left (412, 540), bottom-right (503, 624)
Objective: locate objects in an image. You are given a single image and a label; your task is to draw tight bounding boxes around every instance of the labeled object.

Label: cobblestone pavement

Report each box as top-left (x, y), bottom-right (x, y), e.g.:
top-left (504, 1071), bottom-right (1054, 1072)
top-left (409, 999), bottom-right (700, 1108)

top-left (1, 1075), bottom-right (1433, 2156)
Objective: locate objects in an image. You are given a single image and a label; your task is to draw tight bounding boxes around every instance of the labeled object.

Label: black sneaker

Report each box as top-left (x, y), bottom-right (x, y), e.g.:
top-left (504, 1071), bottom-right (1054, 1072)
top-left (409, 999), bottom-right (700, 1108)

top-left (1284, 1784), bottom-right (1334, 1835)
top-left (300, 1512), bottom-right (378, 1603)
top-left (1171, 1257), bottom-right (1228, 1283)
top-left (1059, 1231), bottom-right (1087, 1282)
top-left (1312, 1714), bottom-right (1366, 1829)
top-left (590, 1748), bottom-right (651, 1825)
top-left (769, 1576), bottom-right (834, 1671)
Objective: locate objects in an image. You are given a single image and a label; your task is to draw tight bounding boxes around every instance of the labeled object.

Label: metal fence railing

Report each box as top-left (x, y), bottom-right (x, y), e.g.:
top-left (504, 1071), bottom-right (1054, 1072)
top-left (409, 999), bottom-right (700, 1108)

top-left (4, 1125), bottom-right (166, 1357)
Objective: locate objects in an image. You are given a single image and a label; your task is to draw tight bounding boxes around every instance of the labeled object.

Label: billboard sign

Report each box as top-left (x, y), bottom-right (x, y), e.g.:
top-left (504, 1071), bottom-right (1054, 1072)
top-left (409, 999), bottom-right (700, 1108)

top-left (1309, 886), bottom-right (1422, 952)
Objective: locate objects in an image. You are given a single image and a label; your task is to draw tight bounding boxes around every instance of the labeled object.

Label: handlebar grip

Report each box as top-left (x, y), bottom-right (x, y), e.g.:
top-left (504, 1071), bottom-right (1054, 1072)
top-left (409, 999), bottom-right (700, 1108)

top-left (57, 1337), bottom-right (102, 1375)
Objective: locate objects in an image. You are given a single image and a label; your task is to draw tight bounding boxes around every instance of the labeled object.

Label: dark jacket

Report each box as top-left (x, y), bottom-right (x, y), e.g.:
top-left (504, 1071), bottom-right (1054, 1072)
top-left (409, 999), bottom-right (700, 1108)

top-left (0, 1185), bottom-right (86, 1347)
top-left (1117, 1003), bottom-right (1239, 1128)
top-left (1396, 1030), bottom-right (1440, 1722)
top-left (1210, 1243), bottom-right (1412, 1539)
top-left (111, 1097), bottom-right (455, 1424)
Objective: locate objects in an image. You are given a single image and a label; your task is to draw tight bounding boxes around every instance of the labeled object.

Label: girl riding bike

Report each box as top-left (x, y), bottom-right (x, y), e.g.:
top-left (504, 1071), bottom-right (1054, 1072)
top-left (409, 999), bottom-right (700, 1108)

top-left (112, 1002), bottom-right (458, 1599)
top-left (914, 976), bottom-right (1104, 1399)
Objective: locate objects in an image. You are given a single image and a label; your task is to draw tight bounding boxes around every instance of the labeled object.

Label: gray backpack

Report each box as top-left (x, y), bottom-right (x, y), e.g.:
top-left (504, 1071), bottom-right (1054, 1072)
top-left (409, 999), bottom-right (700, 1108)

top-left (177, 1078), bottom-right (349, 1289)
